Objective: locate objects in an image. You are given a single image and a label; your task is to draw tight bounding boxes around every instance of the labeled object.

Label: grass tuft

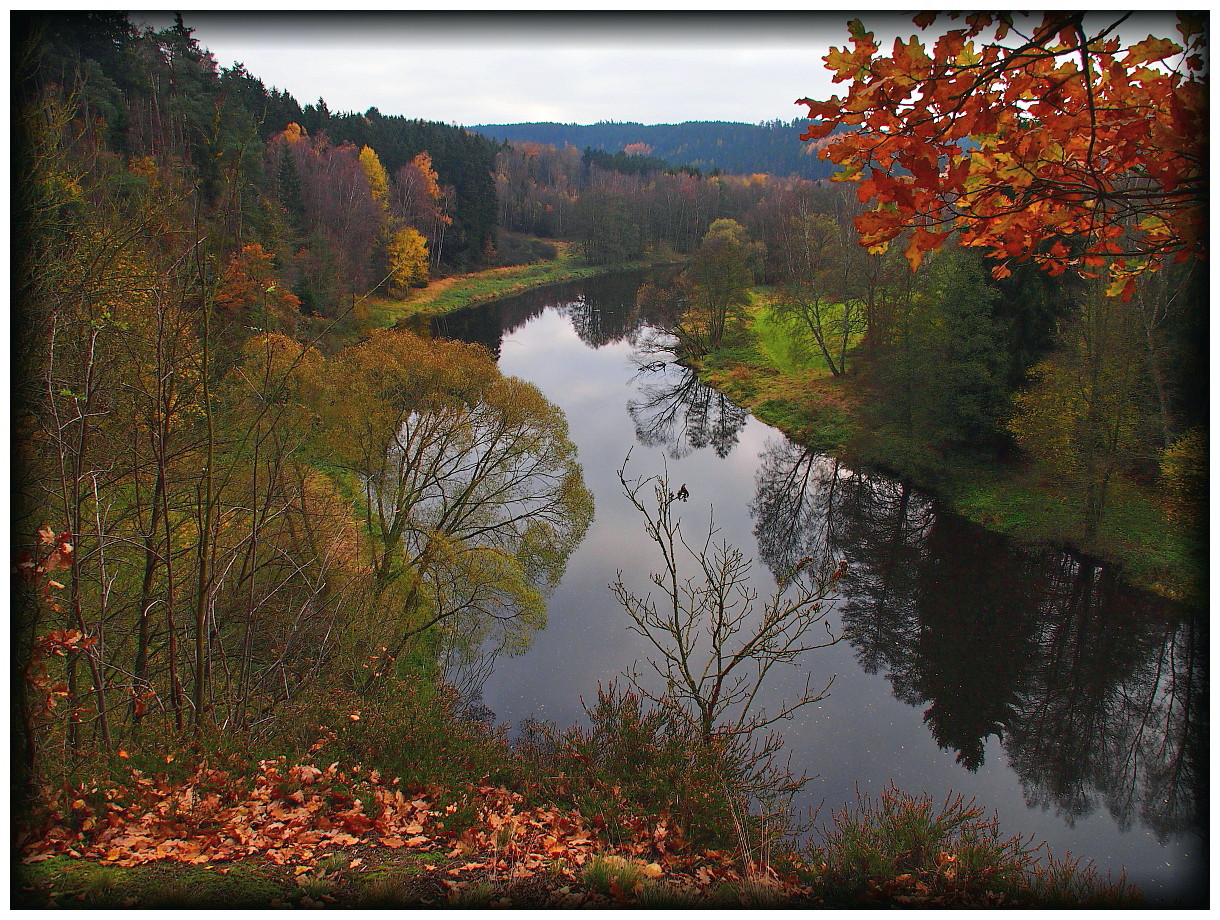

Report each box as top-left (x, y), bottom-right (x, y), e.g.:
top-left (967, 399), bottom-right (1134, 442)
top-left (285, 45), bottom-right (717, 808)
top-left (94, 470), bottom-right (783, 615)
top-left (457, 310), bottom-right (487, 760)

top-left (807, 784), bottom-right (1140, 908)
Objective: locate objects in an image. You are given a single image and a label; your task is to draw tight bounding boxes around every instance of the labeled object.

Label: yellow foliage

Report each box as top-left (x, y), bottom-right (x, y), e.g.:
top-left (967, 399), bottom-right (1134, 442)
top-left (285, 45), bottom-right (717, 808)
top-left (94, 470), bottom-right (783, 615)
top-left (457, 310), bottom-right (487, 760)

top-left (1160, 429), bottom-right (1206, 527)
top-left (281, 122), bottom-right (306, 144)
top-left (1007, 360), bottom-right (1077, 475)
top-left (359, 145), bottom-right (390, 205)
top-left (386, 226), bottom-right (429, 294)
top-left (234, 332), bottom-right (325, 402)
top-left (411, 151), bottom-right (444, 207)
top-left (128, 155), bottom-right (159, 184)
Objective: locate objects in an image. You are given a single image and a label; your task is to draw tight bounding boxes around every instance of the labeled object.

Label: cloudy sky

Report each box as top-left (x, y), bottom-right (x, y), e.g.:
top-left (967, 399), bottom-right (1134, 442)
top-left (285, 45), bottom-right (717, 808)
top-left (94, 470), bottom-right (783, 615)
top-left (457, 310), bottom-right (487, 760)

top-left (130, 12), bottom-right (908, 127)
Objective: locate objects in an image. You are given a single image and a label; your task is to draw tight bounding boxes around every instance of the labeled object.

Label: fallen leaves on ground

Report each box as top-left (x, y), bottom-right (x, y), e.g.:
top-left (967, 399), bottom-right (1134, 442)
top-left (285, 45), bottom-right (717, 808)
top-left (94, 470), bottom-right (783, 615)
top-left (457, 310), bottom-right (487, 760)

top-left (16, 757), bottom-right (816, 906)
top-left (17, 760), bottom-right (599, 874)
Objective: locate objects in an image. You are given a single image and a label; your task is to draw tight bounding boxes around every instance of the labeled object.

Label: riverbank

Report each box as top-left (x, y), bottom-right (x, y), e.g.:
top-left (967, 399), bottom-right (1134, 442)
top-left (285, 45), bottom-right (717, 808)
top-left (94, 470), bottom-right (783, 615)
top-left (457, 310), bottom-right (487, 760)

top-left (15, 746), bottom-right (1141, 909)
top-left (364, 240), bottom-right (677, 327)
top-left (693, 290), bottom-right (1202, 605)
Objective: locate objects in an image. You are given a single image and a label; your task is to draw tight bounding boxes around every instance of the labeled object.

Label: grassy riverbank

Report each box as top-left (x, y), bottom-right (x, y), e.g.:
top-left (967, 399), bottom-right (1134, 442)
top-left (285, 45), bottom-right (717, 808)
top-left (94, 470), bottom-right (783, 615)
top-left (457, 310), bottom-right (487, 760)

top-left (364, 240), bottom-right (675, 328)
top-left (694, 290), bottom-right (1203, 605)
top-left (15, 708), bottom-right (1142, 909)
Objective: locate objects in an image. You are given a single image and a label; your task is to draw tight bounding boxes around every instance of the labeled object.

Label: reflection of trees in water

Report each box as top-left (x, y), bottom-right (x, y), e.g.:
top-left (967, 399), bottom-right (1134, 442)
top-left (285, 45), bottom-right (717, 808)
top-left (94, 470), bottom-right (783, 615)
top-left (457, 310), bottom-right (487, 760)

top-left (428, 283), bottom-right (560, 357)
top-left (753, 450), bottom-right (1204, 842)
top-left (428, 270), bottom-right (680, 356)
top-left (441, 625), bottom-right (501, 727)
top-left (628, 363), bottom-right (750, 459)
top-left (750, 439), bottom-right (843, 580)
top-left (564, 272), bottom-right (656, 349)
top-left (1004, 558), bottom-right (1205, 841)
top-left (428, 303), bottom-right (510, 358)
top-left (832, 471), bottom-right (934, 681)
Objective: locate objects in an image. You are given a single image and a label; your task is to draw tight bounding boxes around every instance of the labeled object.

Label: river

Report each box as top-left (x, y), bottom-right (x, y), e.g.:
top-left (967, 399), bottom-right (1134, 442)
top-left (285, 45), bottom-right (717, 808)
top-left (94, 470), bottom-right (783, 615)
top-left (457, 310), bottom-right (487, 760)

top-left (424, 271), bottom-right (1207, 905)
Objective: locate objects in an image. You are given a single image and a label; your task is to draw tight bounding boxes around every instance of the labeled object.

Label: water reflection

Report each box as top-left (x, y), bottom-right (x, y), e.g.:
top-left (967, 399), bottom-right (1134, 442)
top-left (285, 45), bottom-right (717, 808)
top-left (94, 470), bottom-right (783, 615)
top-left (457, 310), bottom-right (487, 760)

top-left (564, 273), bottom-right (650, 348)
top-left (428, 274), bottom-right (1205, 898)
top-left (424, 270), bottom-right (676, 359)
top-left (628, 363), bottom-right (750, 459)
top-left (749, 437), bottom-right (1205, 843)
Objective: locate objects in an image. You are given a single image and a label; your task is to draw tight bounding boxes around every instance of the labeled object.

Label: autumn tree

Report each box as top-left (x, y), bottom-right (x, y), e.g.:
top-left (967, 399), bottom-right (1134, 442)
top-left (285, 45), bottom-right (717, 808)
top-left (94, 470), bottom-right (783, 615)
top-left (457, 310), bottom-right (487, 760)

top-left (385, 226), bottom-right (430, 293)
top-left (358, 144), bottom-right (390, 206)
top-left (1007, 285), bottom-right (1149, 544)
top-left (681, 218), bottom-right (763, 350)
top-left (392, 151), bottom-right (452, 268)
top-left (310, 330), bottom-right (594, 672)
top-left (214, 243), bottom-right (301, 334)
top-left (800, 13), bottom-right (1206, 292)
top-left (265, 125), bottom-right (385, 314)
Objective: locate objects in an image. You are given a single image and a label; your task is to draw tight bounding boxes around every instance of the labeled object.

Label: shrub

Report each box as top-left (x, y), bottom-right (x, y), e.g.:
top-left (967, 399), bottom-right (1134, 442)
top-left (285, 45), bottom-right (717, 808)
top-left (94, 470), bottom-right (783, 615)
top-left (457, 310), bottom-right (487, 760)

top-left (494, 232), bottom-right (558, 266)
top-left (515, 683), bottom-right (800, 852)
top-left (807, 784), bottom-right (1139, 907)
top-left (273, 677), bottom-right (513, 790)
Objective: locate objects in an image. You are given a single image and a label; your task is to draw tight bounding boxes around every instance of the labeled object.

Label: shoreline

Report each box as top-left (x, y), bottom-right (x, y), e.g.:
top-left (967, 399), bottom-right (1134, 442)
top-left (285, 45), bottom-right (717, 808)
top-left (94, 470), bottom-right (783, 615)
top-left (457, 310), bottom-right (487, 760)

top-left (689, 307), bottom-right (1201, 607)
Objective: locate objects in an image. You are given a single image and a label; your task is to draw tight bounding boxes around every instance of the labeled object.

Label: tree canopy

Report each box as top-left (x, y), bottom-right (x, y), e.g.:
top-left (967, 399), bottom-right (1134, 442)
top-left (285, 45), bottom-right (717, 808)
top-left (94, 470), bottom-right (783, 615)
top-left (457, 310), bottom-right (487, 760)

top-left (799, 13), bottom-right (1206, 296)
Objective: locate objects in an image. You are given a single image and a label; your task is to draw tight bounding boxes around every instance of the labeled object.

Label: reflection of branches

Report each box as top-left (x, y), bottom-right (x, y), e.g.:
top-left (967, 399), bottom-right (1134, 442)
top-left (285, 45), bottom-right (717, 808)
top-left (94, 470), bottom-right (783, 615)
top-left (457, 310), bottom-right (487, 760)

top-left (833, 472), bottom-right (933, 679)
top-left (612, 457), bottom-right (841, 742)
top-left (564, 274), bottom-right (643, 348)
top-left (441, 632), bottom-right (500, 726)
top-left (823, 467), bottom-right (1203, 840)
top-left (750, 438), bottom-right (845, 583)
top-left (1004, 560), bottom-right (1204, 840)
top-left (627, 361), bottom-right (749, 459)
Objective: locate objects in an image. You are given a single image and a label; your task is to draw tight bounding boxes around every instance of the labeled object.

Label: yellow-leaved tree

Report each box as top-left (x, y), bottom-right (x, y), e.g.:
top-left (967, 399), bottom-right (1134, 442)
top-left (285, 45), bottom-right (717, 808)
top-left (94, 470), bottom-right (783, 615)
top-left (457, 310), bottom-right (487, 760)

top-left (308, 329), bottom-right (594, 678)
top-left (386, 226), bottom-right (430, 294)
top-left (358, 144), bottom-right (390, 207)
top-left (1007, 289), bottom-right (1146, 545)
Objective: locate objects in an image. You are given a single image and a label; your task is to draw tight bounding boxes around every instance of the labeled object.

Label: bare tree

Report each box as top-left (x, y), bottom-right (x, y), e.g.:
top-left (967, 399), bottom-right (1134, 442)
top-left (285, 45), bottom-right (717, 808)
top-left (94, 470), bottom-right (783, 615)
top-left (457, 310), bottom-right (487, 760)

top-left (612, 456), bottom-right (843, 742)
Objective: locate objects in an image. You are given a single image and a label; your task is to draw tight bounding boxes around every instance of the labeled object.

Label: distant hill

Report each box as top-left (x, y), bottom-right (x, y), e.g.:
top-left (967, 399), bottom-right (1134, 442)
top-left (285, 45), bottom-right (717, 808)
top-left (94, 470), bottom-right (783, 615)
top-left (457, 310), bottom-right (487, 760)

top-left (467, 120), bottom-right (837, 180)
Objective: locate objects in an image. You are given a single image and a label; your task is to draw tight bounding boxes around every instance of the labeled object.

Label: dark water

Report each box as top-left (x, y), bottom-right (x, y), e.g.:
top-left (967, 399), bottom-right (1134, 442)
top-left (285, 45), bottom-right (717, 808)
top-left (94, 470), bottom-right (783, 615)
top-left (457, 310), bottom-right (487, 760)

top-left (426, 273), bottom-right (1208, 906)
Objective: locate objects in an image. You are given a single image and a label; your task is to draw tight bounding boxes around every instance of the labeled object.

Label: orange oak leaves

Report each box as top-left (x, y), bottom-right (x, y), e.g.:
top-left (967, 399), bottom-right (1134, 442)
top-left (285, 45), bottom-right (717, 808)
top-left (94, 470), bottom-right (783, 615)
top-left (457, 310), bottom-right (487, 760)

top-left (799, 13), bottom-right (1206, 296)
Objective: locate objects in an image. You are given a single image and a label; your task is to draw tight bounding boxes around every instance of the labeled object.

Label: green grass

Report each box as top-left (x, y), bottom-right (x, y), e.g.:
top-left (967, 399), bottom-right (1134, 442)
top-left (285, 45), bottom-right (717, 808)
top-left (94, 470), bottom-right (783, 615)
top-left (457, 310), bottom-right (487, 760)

top-left (694, 296), bottom-right (857, 453)
top-left (582, 854), bottom-right (647, 896)
top-left (365, 240), bottom-right (676, 327)
top-left (950, 464), bottom-right (1202, 602)
top-left (16, 857), bottom-right (291, 909)
top-left (750, 288), bottom-right (865, 377)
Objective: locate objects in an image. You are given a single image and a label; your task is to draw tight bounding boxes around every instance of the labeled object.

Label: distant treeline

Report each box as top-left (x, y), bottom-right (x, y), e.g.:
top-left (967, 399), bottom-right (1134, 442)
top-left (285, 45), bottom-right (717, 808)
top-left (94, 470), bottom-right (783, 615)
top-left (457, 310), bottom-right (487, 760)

top-left (470, 120), bottom-right (838, 180)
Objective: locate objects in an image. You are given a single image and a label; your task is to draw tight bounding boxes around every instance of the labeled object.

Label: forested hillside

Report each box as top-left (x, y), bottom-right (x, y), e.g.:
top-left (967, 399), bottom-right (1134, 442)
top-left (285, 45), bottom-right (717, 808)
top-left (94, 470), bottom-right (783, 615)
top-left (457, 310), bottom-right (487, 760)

top-left (470, 120), bottom-right (837, 179)
top-left (12, 10), bottom-right (1207, 910)
top-left (13, 11), bottom-right (598, 796)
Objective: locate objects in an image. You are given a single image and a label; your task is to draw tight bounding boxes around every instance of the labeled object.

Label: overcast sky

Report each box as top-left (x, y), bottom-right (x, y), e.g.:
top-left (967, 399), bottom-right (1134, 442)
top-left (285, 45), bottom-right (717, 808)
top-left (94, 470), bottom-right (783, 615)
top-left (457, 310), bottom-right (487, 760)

top-left (129, 12), bottom-right (903, 127)
top-left (128, 12), bottom-right (1183, 128)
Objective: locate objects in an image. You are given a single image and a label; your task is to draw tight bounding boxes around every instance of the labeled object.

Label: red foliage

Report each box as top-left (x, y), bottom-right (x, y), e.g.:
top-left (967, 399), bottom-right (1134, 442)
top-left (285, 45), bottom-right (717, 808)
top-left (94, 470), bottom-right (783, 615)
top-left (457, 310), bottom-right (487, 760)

top-left (799, 13), bottom-right (1206, 288)
top-left (214, 244), bottom-right (300, 327)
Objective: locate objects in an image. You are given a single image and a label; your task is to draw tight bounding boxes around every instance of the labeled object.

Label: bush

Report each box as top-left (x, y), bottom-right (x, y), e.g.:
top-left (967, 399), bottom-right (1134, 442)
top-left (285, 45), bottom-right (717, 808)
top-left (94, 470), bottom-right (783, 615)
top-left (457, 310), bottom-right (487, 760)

top-left (807, 784), bottom-right (1139, 907)
top-left (494, 232), bottom-right (558, 266)
top-left (273, 677), bottom-right (513, 790)
top-left (514, 683), bottom-right (799, 852)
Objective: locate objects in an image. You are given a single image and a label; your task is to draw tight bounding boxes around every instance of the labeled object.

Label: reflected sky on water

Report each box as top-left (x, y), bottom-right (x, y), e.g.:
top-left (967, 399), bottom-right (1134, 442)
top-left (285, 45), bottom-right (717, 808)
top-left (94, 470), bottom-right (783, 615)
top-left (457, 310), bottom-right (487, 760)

top-left (429, 274), bottom-right (1207, 906)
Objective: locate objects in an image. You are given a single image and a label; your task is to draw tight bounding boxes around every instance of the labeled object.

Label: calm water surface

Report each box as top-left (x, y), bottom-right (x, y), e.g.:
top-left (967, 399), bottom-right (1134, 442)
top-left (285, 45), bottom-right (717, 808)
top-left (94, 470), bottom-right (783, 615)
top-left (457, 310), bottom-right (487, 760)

top-left (427, 273), bottom-right (1207, 905)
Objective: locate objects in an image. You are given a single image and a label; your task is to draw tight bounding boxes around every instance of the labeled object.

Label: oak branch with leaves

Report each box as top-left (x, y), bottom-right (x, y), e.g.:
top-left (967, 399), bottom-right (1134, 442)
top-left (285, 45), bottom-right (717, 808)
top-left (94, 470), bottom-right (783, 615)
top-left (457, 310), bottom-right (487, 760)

top-left (799, 12), bottom-right (1206, 297)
